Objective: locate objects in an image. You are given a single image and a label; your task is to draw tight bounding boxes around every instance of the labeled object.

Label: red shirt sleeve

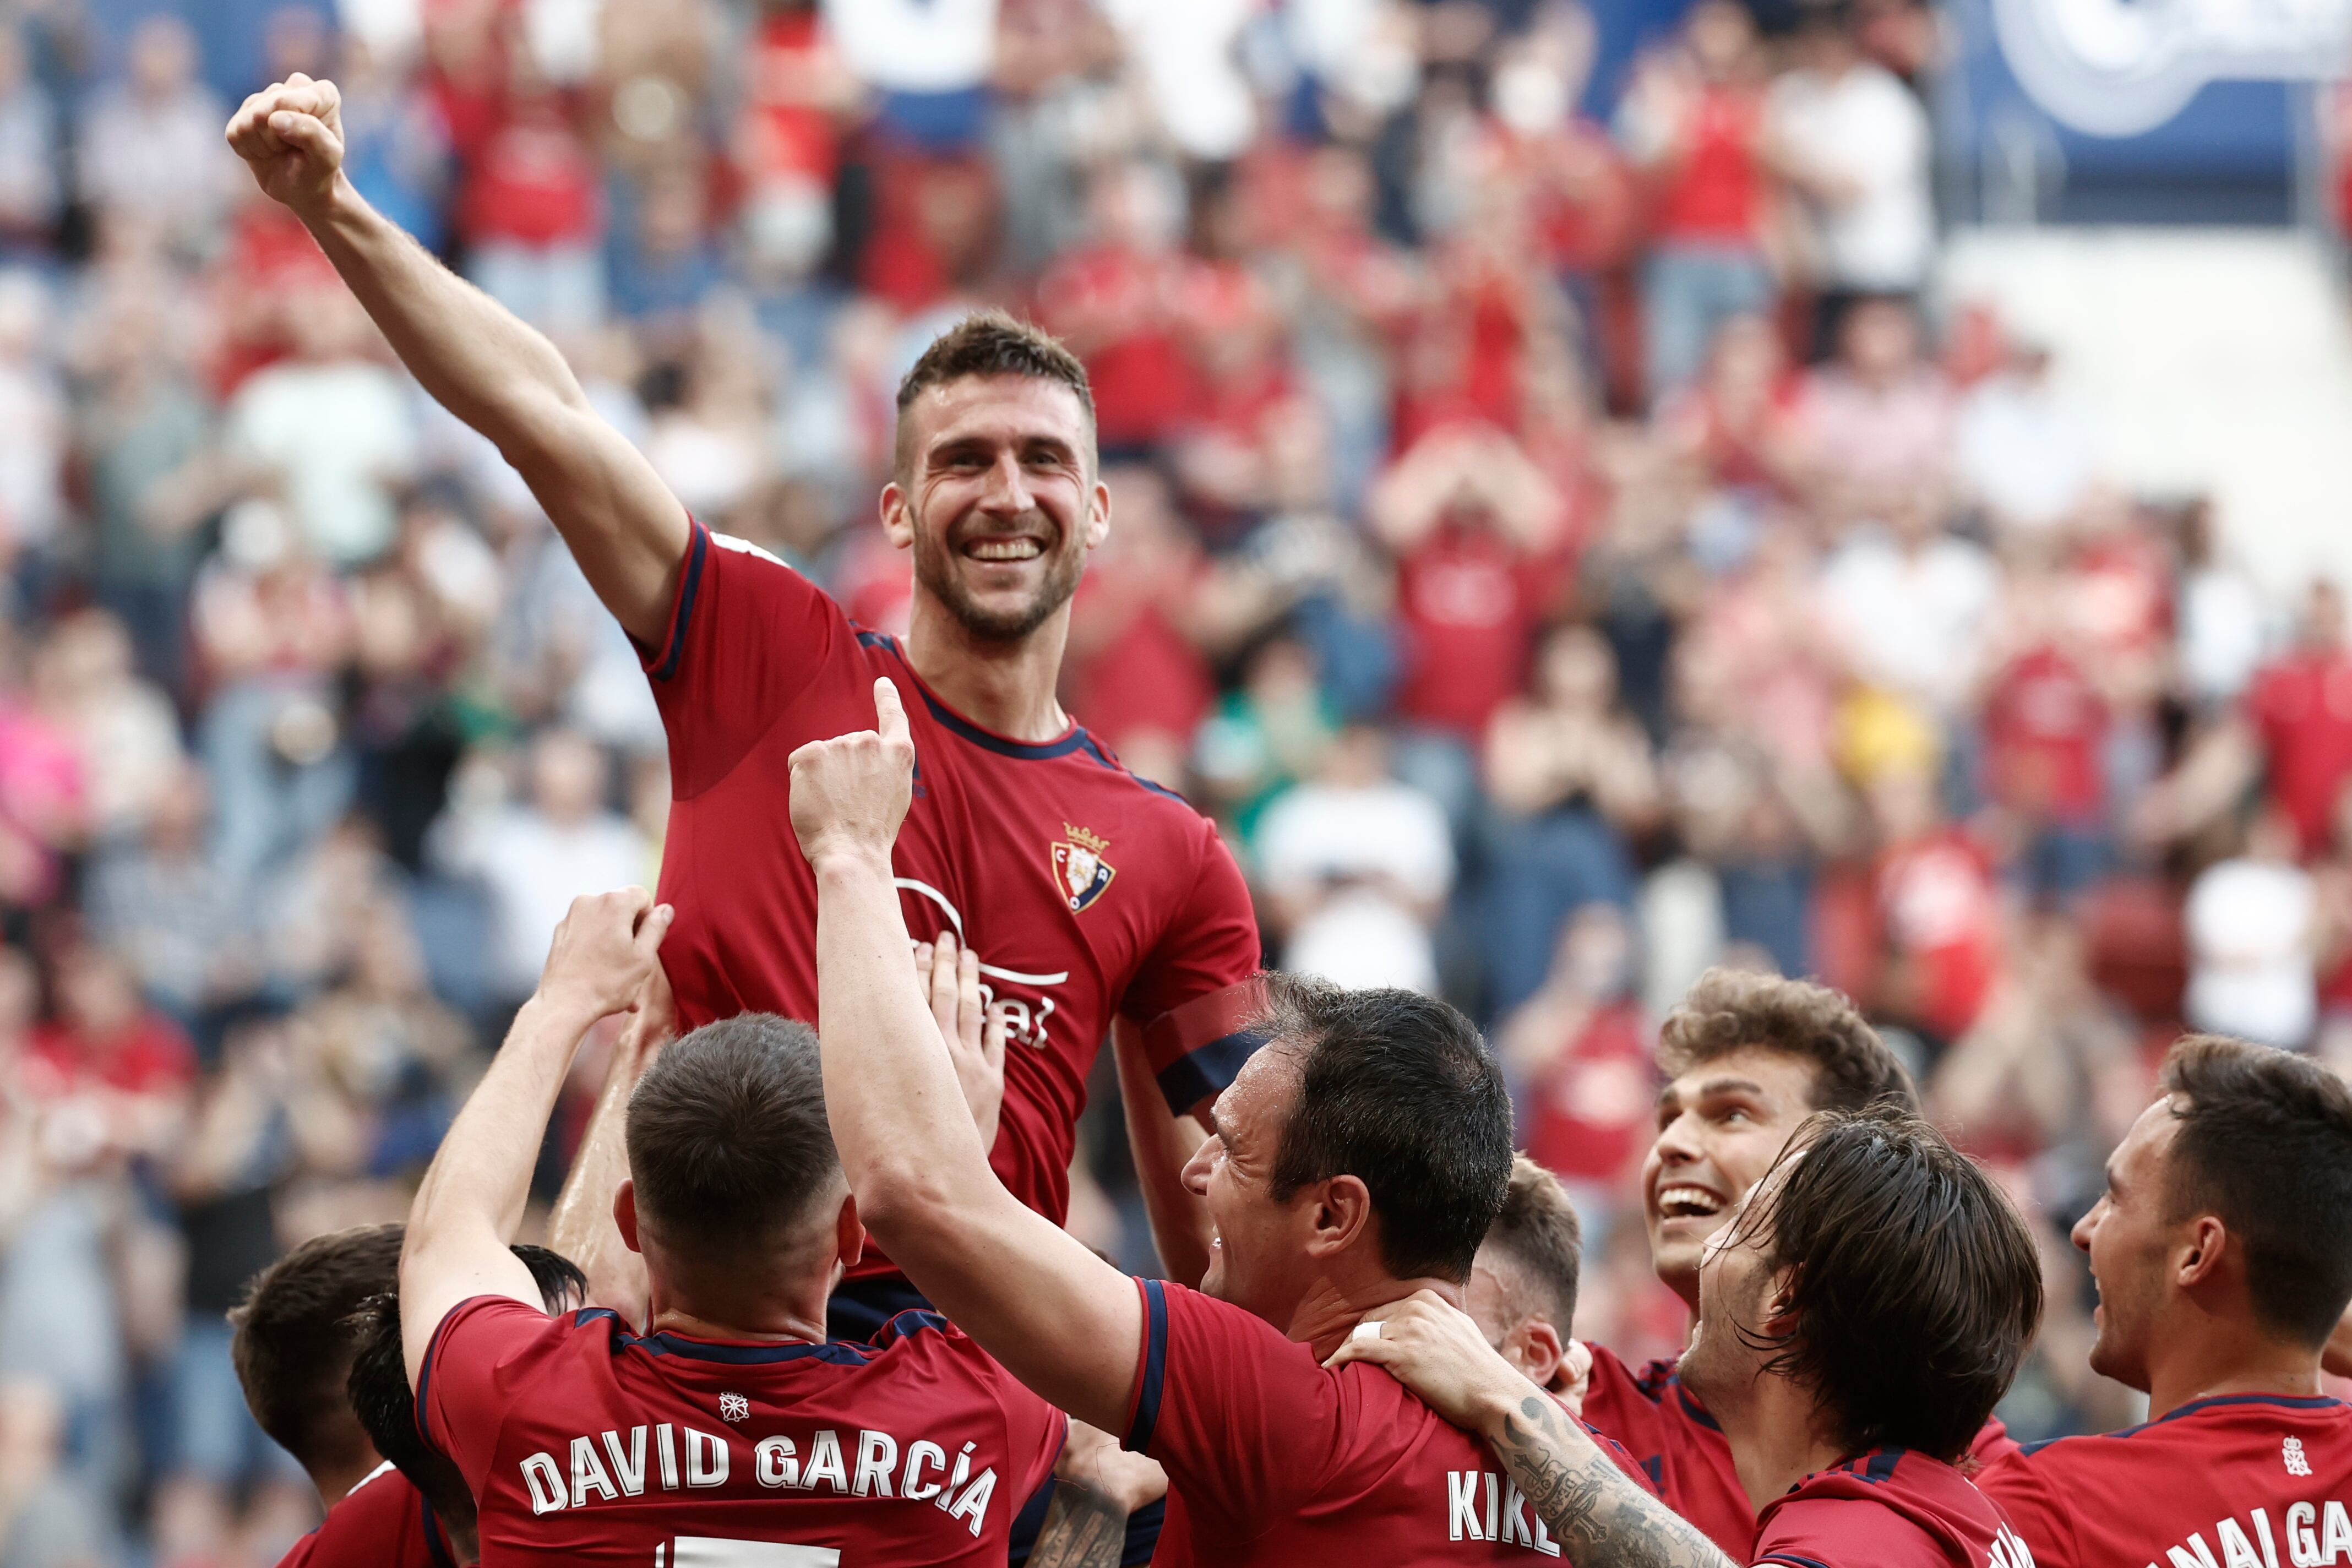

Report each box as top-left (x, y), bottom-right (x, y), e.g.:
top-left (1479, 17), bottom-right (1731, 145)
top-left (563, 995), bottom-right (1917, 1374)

top-left (1755, 1493), bottom-right (1948, 1568)
top-left (1126, 824), bottom-right (1265, 1114)
top-left (1120, 1278), bottom-right (1341, 1533)
top-left (638, 520), bottom-right (852, 797)
top-left (417, 1296), bottom-right (568, 1499)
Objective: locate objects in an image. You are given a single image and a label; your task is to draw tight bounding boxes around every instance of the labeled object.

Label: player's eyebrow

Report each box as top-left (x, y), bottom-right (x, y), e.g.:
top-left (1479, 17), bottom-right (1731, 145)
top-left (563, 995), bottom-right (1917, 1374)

top-left (1692, 1076), bottom-right (1769, 1102)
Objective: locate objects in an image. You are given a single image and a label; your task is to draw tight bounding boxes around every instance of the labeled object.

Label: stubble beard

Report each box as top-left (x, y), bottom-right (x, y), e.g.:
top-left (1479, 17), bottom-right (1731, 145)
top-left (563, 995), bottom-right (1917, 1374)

top-left (911, 503), bottom-right (1085, 645)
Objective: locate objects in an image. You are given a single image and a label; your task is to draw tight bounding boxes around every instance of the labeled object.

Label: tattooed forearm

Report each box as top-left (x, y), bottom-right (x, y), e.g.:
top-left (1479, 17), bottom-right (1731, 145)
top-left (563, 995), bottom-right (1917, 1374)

top-left (1496, 1395), bottom-right (1741, 1568)
top-left (1027, 1481), bottom-right (1130, 1568)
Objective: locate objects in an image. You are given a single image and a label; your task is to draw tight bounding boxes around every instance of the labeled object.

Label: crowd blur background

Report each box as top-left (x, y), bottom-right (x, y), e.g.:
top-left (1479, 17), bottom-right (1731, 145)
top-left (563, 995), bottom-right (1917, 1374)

top-left (2, 0), bottom-right (2350, 1561)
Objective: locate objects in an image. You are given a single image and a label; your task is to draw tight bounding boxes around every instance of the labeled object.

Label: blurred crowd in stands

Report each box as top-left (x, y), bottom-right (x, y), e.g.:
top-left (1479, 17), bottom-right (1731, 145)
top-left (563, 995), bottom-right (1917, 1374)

top-left (1, 0), bottom-right (2347, 1562)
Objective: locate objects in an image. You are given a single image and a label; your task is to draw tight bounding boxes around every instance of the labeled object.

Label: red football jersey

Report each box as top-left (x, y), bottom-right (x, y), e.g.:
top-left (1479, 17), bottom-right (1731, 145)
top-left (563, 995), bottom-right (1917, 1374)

top-left (276, 1462), bottom-right (453, 1568)
top-left (420, 1296), bottom-right (1064, 1565)
top-left (1123, 1279), bottom-right (1656, 1565)
top-left (1755, 1448), bottom-right (2025, 1568)
top-left (1977, 1393), bottom-right (2351, 1568)
top-left (640, 522), bottom-right (1264, 1281)
top-left (1576, 1343), bottom-right (1756, 1558)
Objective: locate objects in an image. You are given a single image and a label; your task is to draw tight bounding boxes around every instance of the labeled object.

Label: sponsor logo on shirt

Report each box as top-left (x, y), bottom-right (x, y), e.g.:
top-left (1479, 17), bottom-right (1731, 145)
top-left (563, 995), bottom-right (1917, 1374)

top-left (894, 878), bottom-right (1064, 1051)
top-left (1051, 824), bottom-right (1117, 913)
top-left (2284, 1437), bottom-right (2311, 1478)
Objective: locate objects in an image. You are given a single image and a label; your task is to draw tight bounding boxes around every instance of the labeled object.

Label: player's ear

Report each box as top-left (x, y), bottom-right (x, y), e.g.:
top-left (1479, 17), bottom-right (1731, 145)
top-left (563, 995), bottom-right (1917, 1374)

top-left (835, 1189), bottom-right (867, 1272)
top-left (2175, 1213), bottom-right (2228, 1291)
top-left (880, 480), bottom-right (914, 551)
top-left (615, 1180), bottom-right (643, 1255)
top-left (1302, 1173), bottom-right (1374, 1261)
top-left (1084, 475), bottom-right (1112, 550)
top-left (1509, 1315), bottom-right (1566, 1390)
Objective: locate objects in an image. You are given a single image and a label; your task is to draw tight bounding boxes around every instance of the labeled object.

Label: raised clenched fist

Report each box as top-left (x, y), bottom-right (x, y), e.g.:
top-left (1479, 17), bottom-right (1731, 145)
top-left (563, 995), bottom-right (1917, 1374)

top-left (224, 72), bottom-right (346, 215)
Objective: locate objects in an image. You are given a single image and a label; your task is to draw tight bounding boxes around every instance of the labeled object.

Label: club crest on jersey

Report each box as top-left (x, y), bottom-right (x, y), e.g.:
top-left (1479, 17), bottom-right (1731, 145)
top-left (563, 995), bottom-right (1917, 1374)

top-left (1052, 823), bottom-right (1116, 913)
top-left (718, 1392), bottom-right (750, 1424)
top-left (2284, 1435), bottom-right (2311, 1476)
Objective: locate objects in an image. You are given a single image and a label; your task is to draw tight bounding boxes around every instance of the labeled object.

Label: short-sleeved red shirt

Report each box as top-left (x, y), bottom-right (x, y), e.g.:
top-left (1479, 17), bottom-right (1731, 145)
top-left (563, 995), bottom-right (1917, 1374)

top-left (1577, 1343), bottom-right (1757, 1558)
top-left (640, 522), bottom-right (1264, 1282)
top-left (1977, 1392), bottom-right (2351, 1568)
top-left (1754, 1448), bottom-right (2024, 1568)
top-left (420, 1296), bottom-right (1064, 1566)
top-left (1122, 1278), bottom-right (1654, 1565)
top-left (275, 1462), bottom-right (453, 1568)
top-left (2248, 650), bottom-right (2352, 857)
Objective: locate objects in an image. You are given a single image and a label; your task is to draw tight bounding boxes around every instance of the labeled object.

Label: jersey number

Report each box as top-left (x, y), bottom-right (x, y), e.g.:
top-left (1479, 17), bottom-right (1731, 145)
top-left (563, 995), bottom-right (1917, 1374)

top-left (658, 1539), bottom-right (840, 1567)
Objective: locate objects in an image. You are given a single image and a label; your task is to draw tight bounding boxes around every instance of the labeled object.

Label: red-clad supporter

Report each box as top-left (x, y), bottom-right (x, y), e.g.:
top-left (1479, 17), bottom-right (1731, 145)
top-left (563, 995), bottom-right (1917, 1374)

top-left (2248, 584), bottom-right (2352, 857)
top-left (1371, 422), bottom-right (1575, 742)
top-left (1059, 464), bottom-right (1215, 754)
top-left (1983, 644), bottom-right (2108, 829)
top-left (787, 700), bottom-right (1662, 1565)
top-left (1332, 1104), bottom-right (2043, 1568)
top-left (1501, 906), bottom-right (1656, 1202)
top-left (1659, 312), bottom-right (1803, 493)
top-left (1978, 1037), bottom-right (2352, 1568)
top-left (1869, 766), bottom-right (2002, 1043)
top-left (25, 942), bottom-right (195, 1110)
top-left (228, 89), bottom-right (1262, 1370)
top-left (1036, 162), bottom-right (1206, 450)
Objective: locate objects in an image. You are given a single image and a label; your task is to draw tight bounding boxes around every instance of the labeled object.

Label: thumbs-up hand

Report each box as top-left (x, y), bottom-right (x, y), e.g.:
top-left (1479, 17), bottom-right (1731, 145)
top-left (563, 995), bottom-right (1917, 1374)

top-left (788, 677), bottom-right (918, 870)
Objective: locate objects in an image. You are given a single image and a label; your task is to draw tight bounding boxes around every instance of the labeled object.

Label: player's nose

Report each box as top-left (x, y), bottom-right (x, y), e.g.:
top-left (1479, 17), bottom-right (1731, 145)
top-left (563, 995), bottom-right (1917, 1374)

top-left (976, 449), bottom-right (1034, 514)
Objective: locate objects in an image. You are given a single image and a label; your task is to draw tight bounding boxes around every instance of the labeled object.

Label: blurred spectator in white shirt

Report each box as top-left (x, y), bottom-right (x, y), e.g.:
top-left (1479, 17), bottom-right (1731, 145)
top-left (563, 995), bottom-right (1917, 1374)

top-left (0, 25), bottom-right (61, 251)
top-left (225, 284), bottom-right (420, 569)
top-left (2185, 807), bottom-right (2316, 1049)
top-left (0, 271), bottom-right (64, 565)
top-left (1765, 8), bottom-right (1931, 306)
top-left (1256, 723), bottom-right (1454, 993)
top-left (1956, 340), bottom-right (2099, 535)
top-left (429, 727), bottom-right (644, 1005)
top-left (1819, 501), bottom-right (1996, 716)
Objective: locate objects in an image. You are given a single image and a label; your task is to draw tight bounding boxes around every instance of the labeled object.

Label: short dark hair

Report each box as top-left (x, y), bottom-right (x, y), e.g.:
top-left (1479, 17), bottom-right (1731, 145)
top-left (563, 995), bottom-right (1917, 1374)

top-left (1730, 1106), bottom-right (2043, 1461)
top-left (892, 309), bottom-right (1096, 476)
top-left (2161, 1035), bottom-right (2352, 1347)
top-left (627, 1014), bottom-right (841, 1254)
top-left (346, 1244), bottom-right (586, 1533)
top-left (230, 1223), bottom-right (405, 1472)
top-left (1659, 968), bottom-right (1916, 1114)
top-left (1483, 1155), bottom-right (1583, 1332)
top-left (1263, 974), bottom-right (1514, 1283)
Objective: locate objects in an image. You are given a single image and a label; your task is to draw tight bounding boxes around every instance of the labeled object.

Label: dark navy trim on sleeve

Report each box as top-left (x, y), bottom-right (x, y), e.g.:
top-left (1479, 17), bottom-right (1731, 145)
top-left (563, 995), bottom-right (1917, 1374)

top-left (643, 520), bottom-right (710, 683)
top-left (1155, 1026), bottom-right (1265, 1115)
top-left (422, 1495), bottom-right (458, 1568)
top-left (1758, 1554), bottom-right (1837, 1568)
top-left (1124, 1278), bottom-right (1169, 1454)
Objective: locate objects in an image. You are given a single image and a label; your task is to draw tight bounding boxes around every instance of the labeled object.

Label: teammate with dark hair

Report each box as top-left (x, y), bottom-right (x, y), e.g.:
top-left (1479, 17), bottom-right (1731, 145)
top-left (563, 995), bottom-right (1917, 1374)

top-left (785, 682), bottom-right (1674, 1566)
top-left (1978, 1035), bottom-right (2352, 1568)
top-left (1331, 1105), bottom-right (2045, 1568)
top-left (398, 888), bottom-right (1064, 1565)
top-left (224, 77), bottom-right (1262, 1357)
top-left (342, 1245), bottom-right (586, 1566)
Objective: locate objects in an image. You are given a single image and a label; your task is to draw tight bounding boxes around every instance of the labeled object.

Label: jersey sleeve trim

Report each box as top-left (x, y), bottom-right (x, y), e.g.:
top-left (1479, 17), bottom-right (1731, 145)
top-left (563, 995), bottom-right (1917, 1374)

top-left (1122, 1277), bottom-right (1170, 1454)
top-left (414, 1295), bottom-right (480, 1451)
top-left (638, 518), bottom-right (711, 682)
top-left (1145, 979), bottom-right (1268, 1114)
top-left (1756, 1553), bottom-right (1836, 1568)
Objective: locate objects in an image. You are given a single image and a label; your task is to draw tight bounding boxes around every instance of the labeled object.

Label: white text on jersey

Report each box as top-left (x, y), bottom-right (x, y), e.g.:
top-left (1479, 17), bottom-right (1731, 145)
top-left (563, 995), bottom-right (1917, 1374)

top-left (2137, 1498), bottom-right (2352, 1568)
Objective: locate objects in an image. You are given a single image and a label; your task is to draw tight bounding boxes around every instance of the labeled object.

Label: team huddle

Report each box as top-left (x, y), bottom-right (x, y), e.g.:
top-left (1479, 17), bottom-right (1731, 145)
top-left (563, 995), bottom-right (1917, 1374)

top-left (219, 72), bottom-right (2352, 1568)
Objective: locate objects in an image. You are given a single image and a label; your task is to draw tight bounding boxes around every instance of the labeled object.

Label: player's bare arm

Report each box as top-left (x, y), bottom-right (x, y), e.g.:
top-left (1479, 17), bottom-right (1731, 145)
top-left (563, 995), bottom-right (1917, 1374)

top-left (1112, 1017), bottom-right (1215, 1287)
top-left (1031, 1420), bottom-right (1166, 1568)
top-left (400, 888), bottom-right (673, 1391)
top-left (790, 678), bottom-right (1144, 1432)
top-left (224, 74), bottom-right (688, 643)
top-left (1328, 1292), bottom-right (1740, 1568)
top-left (545, 959), bottom-right (680, 1327)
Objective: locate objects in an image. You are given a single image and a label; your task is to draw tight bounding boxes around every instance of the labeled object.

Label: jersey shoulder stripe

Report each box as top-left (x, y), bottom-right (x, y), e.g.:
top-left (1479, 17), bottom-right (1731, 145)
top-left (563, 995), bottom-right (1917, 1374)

top-left (1124, 1277), bottom-right (1171, 1453)
top-left (709, 531), bottom-right (792, 569)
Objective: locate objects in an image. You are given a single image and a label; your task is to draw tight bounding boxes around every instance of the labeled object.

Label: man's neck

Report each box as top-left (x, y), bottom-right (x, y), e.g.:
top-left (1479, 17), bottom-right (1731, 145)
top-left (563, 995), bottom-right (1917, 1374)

top-left (904, 595), bottom-right (1073, 743)
top-left (1707, 1371), bottom-right (1847, 1512)
top-left (1286, 1273), bottom-right (1468, 1363)
top-left (644, 1284), bottom-right (832, 1347)
top-left (307, 1451), bottom-right (384, 1511)
top-left (2145, 1322), bottom-right (2324, 1422)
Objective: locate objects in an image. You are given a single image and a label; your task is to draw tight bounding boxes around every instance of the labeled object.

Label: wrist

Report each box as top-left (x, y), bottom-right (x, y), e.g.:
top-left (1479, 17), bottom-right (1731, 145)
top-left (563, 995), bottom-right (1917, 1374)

top-left (1472, 1365), bottom-right (1545, 1439)
top-left (518, 987), bottom-right (605, 1037)
top-left (290, 171), bottom-right (361, 231)
top-left (808, 840), bottom-right (895, 882)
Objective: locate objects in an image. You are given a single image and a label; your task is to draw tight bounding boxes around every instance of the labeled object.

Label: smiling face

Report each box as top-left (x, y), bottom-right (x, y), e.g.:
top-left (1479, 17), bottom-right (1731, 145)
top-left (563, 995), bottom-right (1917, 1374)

top-left (1675, 1168), bottom-right (1782, 1411)
top-left (2071, 1094), bottom-right (2183, 1393)
top-left (1183, 1046), bottom-right (1314, 1328)
top-left (1642, 1048), bottom-right (1823, 1309)
top-left (884, 374), bottom-right (1109, 645)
